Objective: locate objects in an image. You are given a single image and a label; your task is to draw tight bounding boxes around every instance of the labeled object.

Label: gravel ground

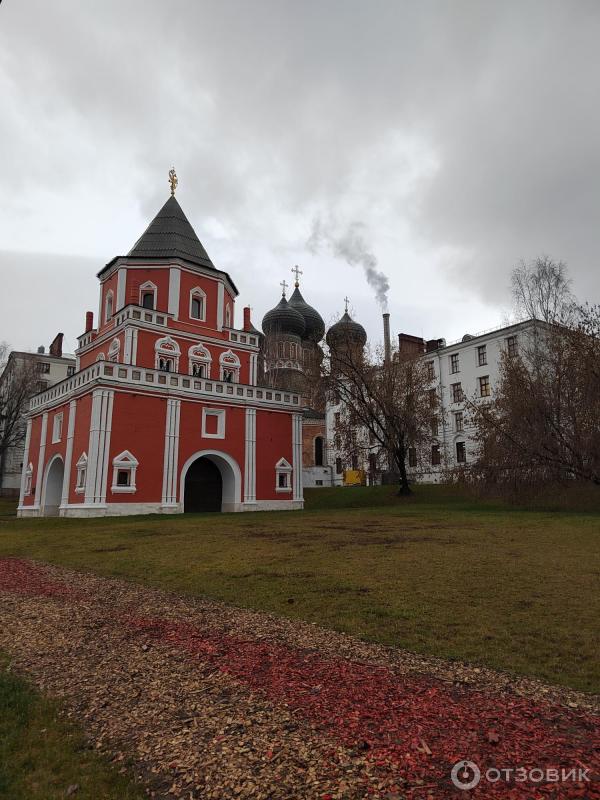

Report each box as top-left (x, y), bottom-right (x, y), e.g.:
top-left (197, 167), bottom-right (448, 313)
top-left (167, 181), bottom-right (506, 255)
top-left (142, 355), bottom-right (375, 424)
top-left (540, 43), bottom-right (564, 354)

top-left (0, 558), bottom-right (598, 800)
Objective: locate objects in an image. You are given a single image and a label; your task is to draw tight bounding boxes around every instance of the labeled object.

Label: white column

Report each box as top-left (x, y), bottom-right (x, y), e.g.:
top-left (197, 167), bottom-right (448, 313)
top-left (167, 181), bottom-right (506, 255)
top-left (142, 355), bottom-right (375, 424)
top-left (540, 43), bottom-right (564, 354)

top-left (60, 400), bottom-right (77, 509)
top-left (244, 407), bottom-right (257, 504)
top-left (123, 327), bottom-right (133, 364)
top-left (292, 413), bottom-right (303, 501)
top-left (161, 398), bottom-right (181, 505)
top-left (85, 389), bottom-right (114, 505)
top-left (217, 282), bottom-right (224, 331)
top-left (168, 267), bottom-right (181, 318)
top-left (34, 412), bottom-right (48, 508)
top-left (116, 268), bottom-right (127, 310)
top-left (18, 419), bottom-right (32, 508)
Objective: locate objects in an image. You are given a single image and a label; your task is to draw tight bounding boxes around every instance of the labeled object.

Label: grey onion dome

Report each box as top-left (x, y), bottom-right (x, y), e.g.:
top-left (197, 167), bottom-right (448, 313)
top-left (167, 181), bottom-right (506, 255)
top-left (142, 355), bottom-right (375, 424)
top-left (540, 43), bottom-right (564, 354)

top-left (288, 286), bottom-right (325, 342)
top-left (326, 311), bottom-right (367, 347)
top-left (262, 296), bottom-right (306, 337)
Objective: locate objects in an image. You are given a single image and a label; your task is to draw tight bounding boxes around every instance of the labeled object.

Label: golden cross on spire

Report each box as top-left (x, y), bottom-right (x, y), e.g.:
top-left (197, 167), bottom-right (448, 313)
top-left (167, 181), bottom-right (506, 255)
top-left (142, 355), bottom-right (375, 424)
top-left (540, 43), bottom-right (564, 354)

top-left (280, 279), bottom-right (289, 297)
top-left (344, 295), bottom-right (350, 313)
top-left (291, 265), bottom-right (303, 287)
top-left (168, 167), bottom-right (178, 196)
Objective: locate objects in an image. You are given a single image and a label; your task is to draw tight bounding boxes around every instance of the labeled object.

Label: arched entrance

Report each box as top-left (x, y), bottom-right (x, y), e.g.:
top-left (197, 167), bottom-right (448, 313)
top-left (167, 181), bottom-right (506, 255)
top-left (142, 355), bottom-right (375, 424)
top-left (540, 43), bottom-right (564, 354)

top-left (181, 451), bottom-right (241, 513)
top-left (42, 455), bottom-right (64, 517)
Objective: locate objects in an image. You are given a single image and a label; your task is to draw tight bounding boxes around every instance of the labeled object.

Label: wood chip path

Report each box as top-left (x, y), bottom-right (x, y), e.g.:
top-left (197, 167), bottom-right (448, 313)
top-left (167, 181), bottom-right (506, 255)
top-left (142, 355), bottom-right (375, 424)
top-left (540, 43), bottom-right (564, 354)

top-left (0, 558), bottom-right (598, 799)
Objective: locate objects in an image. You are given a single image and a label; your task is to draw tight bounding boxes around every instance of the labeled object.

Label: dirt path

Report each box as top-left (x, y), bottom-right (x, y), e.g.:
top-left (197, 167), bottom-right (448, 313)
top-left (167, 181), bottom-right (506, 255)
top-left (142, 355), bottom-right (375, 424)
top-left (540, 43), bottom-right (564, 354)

top-left (0, 558), bottom-right (598, 799)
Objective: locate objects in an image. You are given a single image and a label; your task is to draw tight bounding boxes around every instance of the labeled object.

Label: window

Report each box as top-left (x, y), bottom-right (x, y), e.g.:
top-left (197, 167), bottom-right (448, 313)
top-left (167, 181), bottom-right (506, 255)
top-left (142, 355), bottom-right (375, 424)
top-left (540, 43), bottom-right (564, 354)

top-left (506, 336), bottom-right (518, 357)
top-left (38, 362), bottom-right (50, 374)
top-left (275, 458), bottom-right (293, 492)
top-left (154, 335), bottom-right (180, 372)
top-left (408, 447), bottom-right (417, 467)
top-left (431, 418), bottom-right (439, 437)
top-left (290, 343), bottom-right (297, 359)
top-left (188, 343), bottom-right (212, 379)
top-left (219, 350), bottom-right (240, 383)
top-left (431, 444), bottom-right (441, 466)
top-left (477, 344), bottom-right (487, 366)
top-left (52, 413), bottom-right (63, 443)
top-left (428, 388), bottom-right (437, 407)
top-left (202, 408), bottom-right (226, 439)
top-left (67, 366), bottom-right (75, 376)
top-left (111, 451), bottom-right (138, 493)
top-left (456, 441), bottom-right (466, 463)
top-left (479, 375), bottom-right (491, 397)
top-left (104, 290), bottom-right (113, 322)
top-left (108, 337), bottom-right (120, 363)
top-left (141, 292), bottom-right (154, 309)
top-left (450, 353), bottom-right (459, 373)
top-left (75, 453), bottom-right (87, 493)
top-left (335, 457), bottom-right (343, 475)
top-left (334, 412), bottom-right (341, 427)
top-left (426, 360), bottom-right (435, 381)
top-left (454, 411), bottom-right (464, 432)
top-left (351, 453), bottom-right (359, 470)
top-left (24, 463), bottom-right (33, 495)
top-left (315, 436), bottom-right (324, 466)
top-left (451, 382), bottom-right (463, 403)
top-left (277, 342), bottom-right (284, 358)
top-left (368, 453), bottom-right (377, 473)
top-left (189, 287), bottom-right (206, 321)
top-left (139, 281), bottom-right (157, 310)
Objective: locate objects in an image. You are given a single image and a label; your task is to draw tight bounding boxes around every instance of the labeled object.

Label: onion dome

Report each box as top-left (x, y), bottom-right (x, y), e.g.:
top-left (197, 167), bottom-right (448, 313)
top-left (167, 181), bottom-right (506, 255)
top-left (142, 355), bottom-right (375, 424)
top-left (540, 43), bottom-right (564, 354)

top-left (326, 311), bottom-right (367, 348)
top-left (288, 286), bottom-right (325, 342)
top-left (262, 295), bottom-right (306, 337)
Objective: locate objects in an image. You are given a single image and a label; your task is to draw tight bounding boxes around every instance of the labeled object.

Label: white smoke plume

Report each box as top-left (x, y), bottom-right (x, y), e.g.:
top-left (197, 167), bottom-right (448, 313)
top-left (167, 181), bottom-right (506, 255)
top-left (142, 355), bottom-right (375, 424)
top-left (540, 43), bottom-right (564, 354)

top-left (307, 218), bottom-right (390, 310)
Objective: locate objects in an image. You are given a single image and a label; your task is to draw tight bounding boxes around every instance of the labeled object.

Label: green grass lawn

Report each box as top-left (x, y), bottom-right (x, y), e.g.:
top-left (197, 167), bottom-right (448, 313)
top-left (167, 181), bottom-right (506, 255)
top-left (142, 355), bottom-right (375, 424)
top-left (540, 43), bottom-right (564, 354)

top-left (0, 485), bottom-right (598, 692)
top-left (0, 655), bottom-right (144, 800)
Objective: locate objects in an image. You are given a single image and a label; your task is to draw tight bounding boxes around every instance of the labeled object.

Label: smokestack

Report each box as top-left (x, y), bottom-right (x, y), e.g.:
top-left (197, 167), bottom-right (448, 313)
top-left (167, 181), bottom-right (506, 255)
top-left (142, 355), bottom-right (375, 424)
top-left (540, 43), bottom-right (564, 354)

top-left (383, 313), bottom-right (391, 364)
top-left (243, 306), bottom-right (252, 332)
top-left (85, 311), bottom-right (94, 333)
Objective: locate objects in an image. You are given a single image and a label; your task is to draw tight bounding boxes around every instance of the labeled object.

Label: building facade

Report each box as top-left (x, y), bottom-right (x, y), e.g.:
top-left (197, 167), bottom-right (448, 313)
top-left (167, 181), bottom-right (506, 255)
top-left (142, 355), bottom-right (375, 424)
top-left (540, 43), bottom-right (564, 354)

top-left (18, 192), bottom-right (304, 517)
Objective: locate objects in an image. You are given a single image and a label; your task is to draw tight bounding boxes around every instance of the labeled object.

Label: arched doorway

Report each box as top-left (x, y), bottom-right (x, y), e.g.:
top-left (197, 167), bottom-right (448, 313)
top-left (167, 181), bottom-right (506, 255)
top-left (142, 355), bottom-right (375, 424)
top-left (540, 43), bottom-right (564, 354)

top-left (43, 456), bottom-right (64, 517)
top-left (184, 457), bottom-right (223, 512)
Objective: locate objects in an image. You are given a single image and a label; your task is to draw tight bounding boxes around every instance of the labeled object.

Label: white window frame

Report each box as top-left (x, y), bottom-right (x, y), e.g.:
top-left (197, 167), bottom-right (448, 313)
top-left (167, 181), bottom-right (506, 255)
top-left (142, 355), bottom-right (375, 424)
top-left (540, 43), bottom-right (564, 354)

top-left (52, 413), bottom-right (63, 444)
top-left (104, 289), bottom-right (114, 322)
top-left (108, 337), bottom-right (120, 363)
top-left (219, 349), bottom-right (240, 383)
top-left (111, 450), bottom-right (138, 493)
top-left (139, 281), bottom-right (157, 310)
top-left (188, 343), bottom-right (212, 378)
top-left (154, 335), bottom-right (180, 372)
top-left (202, 408), bottom-right (226, 439)
top-left (75, 452), bottom-right (87, 493)
top-left (24, 463), bottom-right (33, 495)
top-left (275, 458), bottom-right (293, 492)
top-left (96, 352), bottom-right (106, 361)
top-left (189, 287), bottom-right (207, 321)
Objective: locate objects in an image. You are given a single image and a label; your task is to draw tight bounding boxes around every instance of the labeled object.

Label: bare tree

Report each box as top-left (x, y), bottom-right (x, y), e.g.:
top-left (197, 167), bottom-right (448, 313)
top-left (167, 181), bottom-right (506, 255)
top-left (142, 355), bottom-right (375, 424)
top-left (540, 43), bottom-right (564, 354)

top-left (326, 338), bottom-right (440, 495)
top-left (0, 346), bottom-right (39, 489)
top-left (511, 255), bottom-right (574, 324)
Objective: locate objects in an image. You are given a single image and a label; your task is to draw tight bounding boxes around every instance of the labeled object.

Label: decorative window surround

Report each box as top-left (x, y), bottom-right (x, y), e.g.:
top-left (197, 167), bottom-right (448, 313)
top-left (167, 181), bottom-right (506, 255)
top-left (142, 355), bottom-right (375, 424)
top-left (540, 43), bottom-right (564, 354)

top-left (108, 337), bottom-right (120, 363)
top-left (96, 352), bottom-right (106, 361)
top-left (155, 335), bottom-right (180, 372)
top-left (111, 450), bottom-right (138, 493)
top-left (139, 281), bottom-right (157, 310)
top-left (52, 413), bottom-right (63, 443)
top-left (219, 349), bottom-right (240, 383)
top-left (202, 408), bottom-right (226, 439)
top-left (275, 457), bottom-right (293, 492)
top-left (188, 343), bottom-right (212, 378)
top-left (75, 452), bottom-right (87, 493)
top-left (189, 287), bottom-right (207, 321)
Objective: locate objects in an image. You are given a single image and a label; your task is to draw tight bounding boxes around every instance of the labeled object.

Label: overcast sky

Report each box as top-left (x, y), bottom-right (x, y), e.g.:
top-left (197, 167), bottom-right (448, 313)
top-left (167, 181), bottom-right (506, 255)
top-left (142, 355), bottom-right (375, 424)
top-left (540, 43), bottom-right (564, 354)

top-left (1, 0), bottom-right (599, 356)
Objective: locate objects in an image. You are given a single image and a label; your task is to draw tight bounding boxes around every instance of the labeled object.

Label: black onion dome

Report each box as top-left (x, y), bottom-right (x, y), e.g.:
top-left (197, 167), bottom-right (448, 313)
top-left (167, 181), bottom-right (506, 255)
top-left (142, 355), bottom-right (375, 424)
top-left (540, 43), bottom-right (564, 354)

top-left (326, 311), bottom-right (367, 347)
top-left (288, 286), bottom-right (325, 342)
top-left (262, 296), bottom-right (306, 337)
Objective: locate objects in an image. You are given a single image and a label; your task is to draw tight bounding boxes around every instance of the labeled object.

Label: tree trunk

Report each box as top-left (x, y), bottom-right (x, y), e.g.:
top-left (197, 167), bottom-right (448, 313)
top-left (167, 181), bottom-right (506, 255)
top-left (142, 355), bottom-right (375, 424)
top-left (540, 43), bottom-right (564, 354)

top-left (396, 451), bottom-right (412, 496)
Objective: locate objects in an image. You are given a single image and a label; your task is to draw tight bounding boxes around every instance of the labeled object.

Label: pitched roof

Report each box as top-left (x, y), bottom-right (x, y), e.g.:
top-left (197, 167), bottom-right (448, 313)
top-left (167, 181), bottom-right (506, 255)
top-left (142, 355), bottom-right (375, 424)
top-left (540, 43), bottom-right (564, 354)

top-left (126, 196), bottom-right (215, 270)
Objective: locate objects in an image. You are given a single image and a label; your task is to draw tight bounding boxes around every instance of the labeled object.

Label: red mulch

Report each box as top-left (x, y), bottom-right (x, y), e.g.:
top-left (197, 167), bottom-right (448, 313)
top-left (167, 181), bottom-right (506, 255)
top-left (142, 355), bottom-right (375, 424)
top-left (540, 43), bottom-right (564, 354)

top-left (0, 557), bottom-right (81, 600)
top-left (127, 617), bottom-right (600, 798)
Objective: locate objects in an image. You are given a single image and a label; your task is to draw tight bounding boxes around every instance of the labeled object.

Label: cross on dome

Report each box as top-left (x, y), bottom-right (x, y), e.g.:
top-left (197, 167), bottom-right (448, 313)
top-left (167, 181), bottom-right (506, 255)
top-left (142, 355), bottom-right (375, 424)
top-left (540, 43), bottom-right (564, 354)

top-left (280, 279), bottom-right (289, 297)
top-left (344, 295), bottom-right (350, 313)
top-left (168, 167), bottom-right (178, 196)
top-left (291, 265), bottom-right (303, 287)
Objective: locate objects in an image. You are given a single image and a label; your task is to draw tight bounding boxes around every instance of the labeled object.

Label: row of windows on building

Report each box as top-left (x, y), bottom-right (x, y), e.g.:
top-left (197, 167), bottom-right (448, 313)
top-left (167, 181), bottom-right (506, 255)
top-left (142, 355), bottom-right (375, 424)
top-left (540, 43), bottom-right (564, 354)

top-left (426, 335), bottom-right (518, 380)
top-left (104, 285), bottom-right (232, 328)
top-left (408, 440), bottom-right (467, 468)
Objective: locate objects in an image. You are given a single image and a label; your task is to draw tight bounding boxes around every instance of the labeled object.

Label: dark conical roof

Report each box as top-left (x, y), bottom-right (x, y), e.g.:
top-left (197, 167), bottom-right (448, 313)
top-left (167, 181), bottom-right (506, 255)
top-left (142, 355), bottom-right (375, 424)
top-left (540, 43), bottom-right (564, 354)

top-left (326, 311), bottom-right (367, 347)
top-left (262, 296), bottom-right (306, 337)
top-left (288, 286), bottom-right (325, 342)
top-left (127, 195), bottom-right (215, 269)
